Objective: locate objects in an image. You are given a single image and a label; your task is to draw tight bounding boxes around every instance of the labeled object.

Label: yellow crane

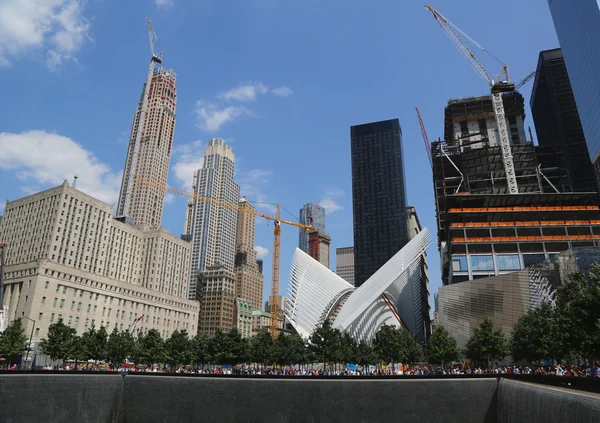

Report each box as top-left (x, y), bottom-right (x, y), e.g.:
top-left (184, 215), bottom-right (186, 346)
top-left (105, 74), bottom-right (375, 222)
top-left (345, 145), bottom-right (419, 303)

top-left (135, 177), bottom-right (313, 337)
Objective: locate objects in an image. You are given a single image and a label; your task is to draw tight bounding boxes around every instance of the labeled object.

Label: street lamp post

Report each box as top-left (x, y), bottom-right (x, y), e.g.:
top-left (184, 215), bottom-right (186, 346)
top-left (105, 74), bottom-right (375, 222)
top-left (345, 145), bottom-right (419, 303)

top-left (19, 317), bottom-right (36, 370)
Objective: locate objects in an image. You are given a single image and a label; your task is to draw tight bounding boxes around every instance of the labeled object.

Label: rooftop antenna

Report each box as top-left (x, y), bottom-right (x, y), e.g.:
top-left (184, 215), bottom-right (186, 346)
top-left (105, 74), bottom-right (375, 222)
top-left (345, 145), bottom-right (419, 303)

top-left (72, 174), bottom-right (79, 188)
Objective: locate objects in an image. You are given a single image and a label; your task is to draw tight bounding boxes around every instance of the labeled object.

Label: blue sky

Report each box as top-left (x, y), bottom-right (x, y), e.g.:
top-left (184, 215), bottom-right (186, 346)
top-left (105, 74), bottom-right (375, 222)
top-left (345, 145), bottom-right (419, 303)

top-left (0, 0), bottom-right (560, 307)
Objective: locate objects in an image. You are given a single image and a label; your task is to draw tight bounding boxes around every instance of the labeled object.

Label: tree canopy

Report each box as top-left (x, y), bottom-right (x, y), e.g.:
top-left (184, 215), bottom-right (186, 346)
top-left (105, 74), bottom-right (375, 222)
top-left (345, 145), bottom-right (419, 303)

top-left (465, 317), bottom-right (509, 365)
top-left (39, 318), bottom-right (77, 362)
top-left (0, 319), bottom-right (29, 365)
top-left (427, 326), bottom-right (460, 366)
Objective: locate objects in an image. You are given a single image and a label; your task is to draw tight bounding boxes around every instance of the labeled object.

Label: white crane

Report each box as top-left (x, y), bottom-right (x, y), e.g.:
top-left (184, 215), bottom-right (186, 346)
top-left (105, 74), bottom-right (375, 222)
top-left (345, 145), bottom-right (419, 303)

top-left (425, 5), bottom-right (533, 195)
top-left (118, 18), bottom-right (163, 222)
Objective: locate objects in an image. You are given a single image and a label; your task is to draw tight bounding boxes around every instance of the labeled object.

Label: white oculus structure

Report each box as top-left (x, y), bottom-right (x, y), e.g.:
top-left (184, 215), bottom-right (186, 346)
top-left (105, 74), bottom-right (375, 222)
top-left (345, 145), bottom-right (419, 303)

top-left (285, 228), bottom-right (432, 343)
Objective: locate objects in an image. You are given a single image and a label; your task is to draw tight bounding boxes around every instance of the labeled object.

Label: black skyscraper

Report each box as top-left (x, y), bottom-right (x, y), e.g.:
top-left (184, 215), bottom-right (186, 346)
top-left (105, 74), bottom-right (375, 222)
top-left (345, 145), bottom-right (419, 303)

top-left (530, 48), bottom-right (596, 193)
top-left (351, 118), bottom-right (408, 287)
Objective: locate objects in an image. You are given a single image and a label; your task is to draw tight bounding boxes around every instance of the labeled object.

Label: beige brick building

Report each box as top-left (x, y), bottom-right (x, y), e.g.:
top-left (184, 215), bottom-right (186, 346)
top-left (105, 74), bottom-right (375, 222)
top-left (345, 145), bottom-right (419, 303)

top-left (0, 181), bottom-right (199, 348)
top-left (234, 198), bottom-right (264, 311)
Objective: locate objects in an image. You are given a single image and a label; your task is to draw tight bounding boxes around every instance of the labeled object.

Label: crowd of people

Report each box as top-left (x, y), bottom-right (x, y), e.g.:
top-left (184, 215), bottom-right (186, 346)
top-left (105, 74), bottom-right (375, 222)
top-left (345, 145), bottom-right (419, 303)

top-left (2, 362), bottom-right (597, 377)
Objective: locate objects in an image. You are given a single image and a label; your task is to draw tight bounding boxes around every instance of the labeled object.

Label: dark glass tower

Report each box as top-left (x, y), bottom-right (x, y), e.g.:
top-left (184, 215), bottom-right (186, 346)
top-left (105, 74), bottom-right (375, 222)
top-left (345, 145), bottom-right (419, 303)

top-left (530, 48), bottom-right (596, 193)
top-left (351, 118), bottom-right (408, 287)
top-left (547, 0), bottom-right (600, 185)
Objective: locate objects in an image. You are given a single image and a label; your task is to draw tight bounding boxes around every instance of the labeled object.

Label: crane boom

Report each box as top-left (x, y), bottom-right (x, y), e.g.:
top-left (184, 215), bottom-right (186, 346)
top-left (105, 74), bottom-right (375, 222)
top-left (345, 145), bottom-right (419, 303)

top-left (118, 18), bottom-right (164, 221)
top-left (425, 5), bottom-right (519, 194)
top-left (416, 107), bottom-right (433, 168)
top-left (425, 6), bottom-right (494, 86)
top-left (515, 71), bottom-right (537, 90)
top-left (134, 177), bottom-right (312, 337)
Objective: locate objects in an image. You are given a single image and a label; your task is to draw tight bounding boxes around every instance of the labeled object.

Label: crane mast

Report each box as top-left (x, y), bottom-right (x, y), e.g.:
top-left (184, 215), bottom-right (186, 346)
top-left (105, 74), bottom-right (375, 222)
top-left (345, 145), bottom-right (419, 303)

top-left (118, 18), bottom-right (164, 221)
top-left (425, 5), bottom-right (519, 194)
top-left (269, 205), bottom-right (282, 338)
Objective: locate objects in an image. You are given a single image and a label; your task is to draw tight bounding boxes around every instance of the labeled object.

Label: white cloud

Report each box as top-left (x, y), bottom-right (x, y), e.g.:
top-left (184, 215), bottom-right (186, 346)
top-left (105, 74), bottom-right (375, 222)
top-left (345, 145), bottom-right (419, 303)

top-left (164, 192), bottom-right (176, 204)
top-left (238, 169), bottom-right (276, 213)
top-left (195, 82), bottom-right (293, 132)
top-left (171, 140), bottom-right (205, 190)
top-left (254, 246), bottom-right (268, 259)
top-left (0, 130), bottom-right (122, 204)
top-left (0, 0), bottom-right (92, 71)
top-left (320, 187), bottom-right (345, 214)
top-left (218, 82), bottom-right (269, 102)
top-left (155, 0), bottom-right (174, 7)
top-left (195, 100), bottom-right (250, 132)
top-left (271, 86), bottom-right (293, 97)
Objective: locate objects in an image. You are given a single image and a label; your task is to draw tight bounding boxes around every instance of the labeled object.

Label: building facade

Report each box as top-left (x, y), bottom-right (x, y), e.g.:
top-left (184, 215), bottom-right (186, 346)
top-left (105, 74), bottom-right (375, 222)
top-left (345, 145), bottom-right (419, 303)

top-left (308, 231), bottom-right (331, 269)
top-left (0, 181), bottom-right (199, 361)
top-left (407, 206), bottom-right (431, 342)
top-left (251, 309), bottom-right (284, 335)
top-left (184, 139), bottom-right (240, 300)
top-left (437, 247), bottom-right (599, 350)
top-left (235, 298), bottom-right (253, 339)
top-left (530, 48), bottom-right (596, 193)
top-left (286, 229), bottom-right (432, 343)
top-left (432, 95), bottom-right (600, 286)
top-left (117, 67), bottom-right (177, 229)
top-left (184, 139), bottom-right (240, 336)
top-left (234, 198), bottom-right (264, 311)
top-left (547, 0), bottom-right (600, 181)
top-left (444, 93), bottom-right (527, 150)
top-left (335, 247), bottom-right (355, 286)
top-left (298, 203), bottom-right (326, 254)
top-left (351, 119), bottom-right (408, 287)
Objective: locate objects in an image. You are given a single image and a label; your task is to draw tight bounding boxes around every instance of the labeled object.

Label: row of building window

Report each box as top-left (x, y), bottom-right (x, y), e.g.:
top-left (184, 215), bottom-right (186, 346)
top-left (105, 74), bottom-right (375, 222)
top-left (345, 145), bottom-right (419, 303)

top-left (452, 253), bottom-right (550, 273)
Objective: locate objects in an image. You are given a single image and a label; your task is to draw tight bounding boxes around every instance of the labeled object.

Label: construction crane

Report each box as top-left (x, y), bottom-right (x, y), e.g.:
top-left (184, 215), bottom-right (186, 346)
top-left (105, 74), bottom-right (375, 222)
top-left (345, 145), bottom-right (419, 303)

top-left (134, 178), bottom-right (313, 338)
top-left (416, 107), bottom-right (433, 168)
top-left (425, 5), bottom-right (534, 195)
top-left (117, 18), bottom-right (164, 222)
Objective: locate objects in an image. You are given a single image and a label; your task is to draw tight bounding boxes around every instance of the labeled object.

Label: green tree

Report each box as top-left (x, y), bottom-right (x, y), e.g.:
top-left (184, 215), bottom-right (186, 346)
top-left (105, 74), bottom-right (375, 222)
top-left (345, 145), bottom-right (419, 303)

top-left (355, 341), bottom-right (378, 371)
top-left (287, 333), bottom-right (308, 367)
top-left (465, 317), bottom-right (509, 367)
top-left (137, 329), bottom-right (166, 366)
top-left (554, 270), bottom-right (600, 361)
top-left (427, 326), bottom-right (460, 366)
top-left (106, 328), bottom-right (136, 369)
top-left (223, 328), bottom-right (248, 365)
top-left (208, 329), bottom-right (229, 365)
top-left (275, 333), bottom-right (307, 367)
top-left (250, 331), bottom-right (275, 367)
top-left (39, 318), bottom-right (77, 362)
top-left (165, 329), bottom-right (193, 368)
top-left (309, 321), bottom-right (344, 371)
top-left (341, 333), bottom-right (358, 365)
top-left (79, 326), bottom-right (108, 362)
top-left (373, 324), bottom-right (402, 370)
top-left (511, 301), bottom-right (558, 363)
top-left (192, 332), bottom-right (210, 367)
top-left (399, 330), bottom-right (424, 364)
top-left (0, 319), bottom-right (29, 366)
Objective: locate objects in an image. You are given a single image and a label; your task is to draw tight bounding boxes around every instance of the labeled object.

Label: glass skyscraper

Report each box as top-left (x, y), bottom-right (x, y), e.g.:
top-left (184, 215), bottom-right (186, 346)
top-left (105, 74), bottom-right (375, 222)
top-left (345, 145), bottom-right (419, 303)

top-left (530, 48), bottom-right (596, 193)
top-left (298, 203), bottom-right (326, 253)
top-left (351, 118), bottom-right (408, 287)
top-left (547, 0), bottom-right (600, 178)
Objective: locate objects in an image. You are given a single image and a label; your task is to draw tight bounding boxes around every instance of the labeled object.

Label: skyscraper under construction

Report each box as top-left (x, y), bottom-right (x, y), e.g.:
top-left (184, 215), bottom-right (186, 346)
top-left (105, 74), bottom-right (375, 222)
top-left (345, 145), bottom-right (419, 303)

top-left (117, 67), bottom-right (177, 229)
top-left (432, 92), bottom-right (600, 286)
